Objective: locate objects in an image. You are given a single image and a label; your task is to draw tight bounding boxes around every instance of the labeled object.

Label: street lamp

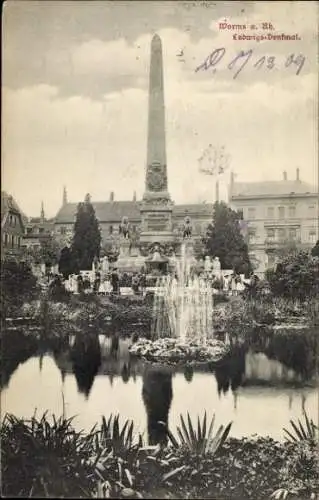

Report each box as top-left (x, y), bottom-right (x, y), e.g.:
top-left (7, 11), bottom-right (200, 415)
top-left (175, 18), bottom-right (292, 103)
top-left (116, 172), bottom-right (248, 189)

top-left (198, 144), bottom-right (231, 204)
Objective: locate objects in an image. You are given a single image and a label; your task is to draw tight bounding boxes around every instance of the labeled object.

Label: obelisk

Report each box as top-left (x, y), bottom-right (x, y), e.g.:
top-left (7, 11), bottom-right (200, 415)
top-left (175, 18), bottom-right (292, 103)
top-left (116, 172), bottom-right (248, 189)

top-left (140, 34), bottom-right (174, 244)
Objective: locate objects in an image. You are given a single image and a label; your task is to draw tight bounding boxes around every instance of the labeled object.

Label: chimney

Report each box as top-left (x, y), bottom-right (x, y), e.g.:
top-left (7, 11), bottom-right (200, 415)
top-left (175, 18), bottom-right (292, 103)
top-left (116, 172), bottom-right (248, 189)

top-left (296, 168), bottom-right (300, 181)
top-left (63, 186), bottom-right (68, 205)
top-left (230, 171), bottom-right (234, 187)
top-left (110, 191), bottom-right (114, 202)
top-left (215, 179), bottom-right (220, 203)
top-left (228, 170), bottom-right (235, 202)
top-left (283, 171), bottom-right (287, 181)
top-left (40, 201), bottom-right (45, 222)
top-left (133, 191), bottom-right (137, 202)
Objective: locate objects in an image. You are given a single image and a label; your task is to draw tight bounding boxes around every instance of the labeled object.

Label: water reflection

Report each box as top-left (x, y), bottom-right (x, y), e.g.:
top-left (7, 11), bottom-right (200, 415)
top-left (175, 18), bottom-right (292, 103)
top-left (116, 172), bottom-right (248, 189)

top-left (184, 365), bottom-right (194, 383)
top-left (1, 328), bottom-right (318, 443)
top-left (70, 334), bottom-right (101, 398)
top-left (213, 347), bottom-right (246, 396)
top-left (121, 363), bottom-right (130, 384)
top-left (142, 367), bottom-right (173, 445)
top-left (1, 330), bottom-right (38, 389)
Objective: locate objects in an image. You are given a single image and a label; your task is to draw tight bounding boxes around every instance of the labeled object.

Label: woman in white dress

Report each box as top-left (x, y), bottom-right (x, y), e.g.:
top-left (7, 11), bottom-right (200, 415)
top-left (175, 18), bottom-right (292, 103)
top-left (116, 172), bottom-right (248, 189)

top-left (104, 276), bottom-right (112, 295)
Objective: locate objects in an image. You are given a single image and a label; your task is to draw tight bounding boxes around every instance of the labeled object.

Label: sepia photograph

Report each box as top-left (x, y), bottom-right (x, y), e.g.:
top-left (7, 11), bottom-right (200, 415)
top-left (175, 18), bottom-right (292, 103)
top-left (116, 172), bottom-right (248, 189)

top-left (1, 0), bottom-right (318, 498)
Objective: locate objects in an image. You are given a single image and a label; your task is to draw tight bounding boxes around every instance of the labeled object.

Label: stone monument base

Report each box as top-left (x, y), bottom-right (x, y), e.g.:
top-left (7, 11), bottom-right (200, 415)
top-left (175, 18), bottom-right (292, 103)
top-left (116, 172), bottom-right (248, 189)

top-left (139, 231), bottom-right (176, 245)
top-left (119, 239), bottom-right (131, 258)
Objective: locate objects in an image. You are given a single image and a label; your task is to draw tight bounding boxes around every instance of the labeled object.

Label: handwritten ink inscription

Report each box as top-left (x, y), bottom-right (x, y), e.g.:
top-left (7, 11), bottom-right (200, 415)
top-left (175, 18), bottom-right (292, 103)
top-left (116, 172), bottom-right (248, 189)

top-left (195, 48), bottom-right (306, 79)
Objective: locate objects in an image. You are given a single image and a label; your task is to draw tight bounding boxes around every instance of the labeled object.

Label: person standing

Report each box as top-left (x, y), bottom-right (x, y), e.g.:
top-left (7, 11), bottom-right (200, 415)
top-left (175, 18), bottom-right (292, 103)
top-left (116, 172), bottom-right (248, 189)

top-left (231, 274), bottom-right (237, 296)
top-left (132, 274), bottom-right (139, 294)
top-left (111, 268), bottom-right (120, 295)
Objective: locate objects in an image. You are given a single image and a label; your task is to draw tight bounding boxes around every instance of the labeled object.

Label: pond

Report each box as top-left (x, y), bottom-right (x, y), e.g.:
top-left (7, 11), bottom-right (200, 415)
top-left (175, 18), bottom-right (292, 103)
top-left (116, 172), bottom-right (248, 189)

top-left (1, 331), bottom-right (317, 443)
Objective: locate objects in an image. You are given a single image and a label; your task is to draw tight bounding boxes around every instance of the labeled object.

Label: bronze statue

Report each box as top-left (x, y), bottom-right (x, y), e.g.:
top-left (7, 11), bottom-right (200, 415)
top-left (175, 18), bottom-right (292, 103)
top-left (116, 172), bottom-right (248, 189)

top-left (119, 216), bottom-right (130, 239)
top-left (182, 216), bottom-right (192, 239)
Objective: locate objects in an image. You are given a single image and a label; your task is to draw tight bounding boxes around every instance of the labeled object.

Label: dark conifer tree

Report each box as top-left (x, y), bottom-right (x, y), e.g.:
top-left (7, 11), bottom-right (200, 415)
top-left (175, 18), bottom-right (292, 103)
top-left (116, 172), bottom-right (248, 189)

top-left (203, 201), bottom-right (252, 274)
top-left (311, 240), bottom-right (319, 257)
top-left (71, 194), bottom-right (101, 271)
top-left (58, 247), bottom-right (73, 278)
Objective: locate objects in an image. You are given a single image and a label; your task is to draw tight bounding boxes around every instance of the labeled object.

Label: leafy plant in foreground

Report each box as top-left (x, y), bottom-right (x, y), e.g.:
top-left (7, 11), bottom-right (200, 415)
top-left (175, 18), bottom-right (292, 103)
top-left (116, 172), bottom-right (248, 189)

top-left (283, 411), bottom-right (318, 443)
top-left (99, 413), bottom-right (144, 457)
top-left (162, 411), bottom-right (232, 456)
top-left (1, 412), bottom-right (97, 497)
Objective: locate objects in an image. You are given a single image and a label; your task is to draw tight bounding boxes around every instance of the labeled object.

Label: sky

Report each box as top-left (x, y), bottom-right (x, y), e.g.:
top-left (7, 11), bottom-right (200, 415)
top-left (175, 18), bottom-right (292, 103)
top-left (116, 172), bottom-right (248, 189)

top-left (2, 0), bottom-right (318, 217)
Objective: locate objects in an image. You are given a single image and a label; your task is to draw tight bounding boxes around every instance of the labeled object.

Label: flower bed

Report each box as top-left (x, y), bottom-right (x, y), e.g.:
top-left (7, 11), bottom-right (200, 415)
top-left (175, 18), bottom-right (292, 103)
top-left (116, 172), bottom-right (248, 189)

top-left (129, 337), bottom-right (230, 366)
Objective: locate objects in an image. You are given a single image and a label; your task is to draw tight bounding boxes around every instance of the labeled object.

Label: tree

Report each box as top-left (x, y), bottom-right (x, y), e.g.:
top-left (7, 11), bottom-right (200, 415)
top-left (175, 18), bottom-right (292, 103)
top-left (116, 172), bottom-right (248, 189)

top-left (311, 240), bottom-right (319, 257)
top-left (71, 194), bottom-right (101, 271)
top-left (23, 237), bottom-right (60, 269)
top-left (40, 237), bottom-right (60, 267)
top-left (203, 201), bottom-right (252, 274)
top-left (266, 251), bottom-right (319, 301)
top-left (102, 243), bottom-right (119, 263)
top-left (1, 258), bottom-right (38, 318)
top-left (58, 246), bottom-right (73, 279)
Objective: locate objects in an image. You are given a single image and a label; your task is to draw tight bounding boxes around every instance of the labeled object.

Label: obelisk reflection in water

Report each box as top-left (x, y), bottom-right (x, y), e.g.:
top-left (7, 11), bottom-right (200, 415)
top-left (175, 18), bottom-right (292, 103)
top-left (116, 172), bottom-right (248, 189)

top-left (142, 366), bottom-right (173, 445)
top-left (70, 333), bottom-right (101, 399)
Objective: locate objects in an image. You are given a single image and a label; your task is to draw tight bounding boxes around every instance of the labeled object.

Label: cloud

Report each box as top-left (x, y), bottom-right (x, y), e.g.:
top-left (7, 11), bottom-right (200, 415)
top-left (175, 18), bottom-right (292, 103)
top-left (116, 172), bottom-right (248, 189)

top-left (2, 1), bottom-right (317, 217)
top-left (3, 57), bottom-right (316, 217)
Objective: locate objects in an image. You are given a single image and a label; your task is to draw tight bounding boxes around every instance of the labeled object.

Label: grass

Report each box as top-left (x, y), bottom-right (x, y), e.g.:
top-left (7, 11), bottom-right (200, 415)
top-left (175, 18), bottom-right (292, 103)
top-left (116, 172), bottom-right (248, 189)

top-left (1, 410), bottom-right (319, 499)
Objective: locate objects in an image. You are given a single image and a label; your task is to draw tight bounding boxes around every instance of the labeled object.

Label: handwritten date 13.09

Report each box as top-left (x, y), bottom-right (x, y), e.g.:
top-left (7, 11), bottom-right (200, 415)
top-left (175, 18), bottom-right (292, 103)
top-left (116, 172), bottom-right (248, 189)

top-left (195, 48), bottom-right (305, 79)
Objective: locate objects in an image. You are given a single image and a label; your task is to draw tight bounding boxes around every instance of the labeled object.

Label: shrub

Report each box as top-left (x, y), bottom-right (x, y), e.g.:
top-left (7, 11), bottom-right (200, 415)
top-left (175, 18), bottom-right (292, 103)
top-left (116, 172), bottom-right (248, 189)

top-left (1, 258), bottom-right (38, 318)
top-left (1, 412), bottom-right (97, 497)
top-left (266, 252), bottom-right (319, 301)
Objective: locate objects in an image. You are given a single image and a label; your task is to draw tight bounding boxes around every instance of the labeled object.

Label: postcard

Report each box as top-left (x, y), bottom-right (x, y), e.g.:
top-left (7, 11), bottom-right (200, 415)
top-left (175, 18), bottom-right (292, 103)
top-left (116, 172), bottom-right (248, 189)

top-left (1, 1), bottom-right (318, 498)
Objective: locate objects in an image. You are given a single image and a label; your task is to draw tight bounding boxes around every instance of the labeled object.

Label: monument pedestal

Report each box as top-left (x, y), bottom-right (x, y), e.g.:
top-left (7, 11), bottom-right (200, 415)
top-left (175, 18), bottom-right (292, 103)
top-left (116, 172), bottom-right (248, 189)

top-left (116, 238), bottom-right (146, 272)
top-left (119, 238), bottom-right (131, 258)
top-left (139, 200), bottom-right (175, 244)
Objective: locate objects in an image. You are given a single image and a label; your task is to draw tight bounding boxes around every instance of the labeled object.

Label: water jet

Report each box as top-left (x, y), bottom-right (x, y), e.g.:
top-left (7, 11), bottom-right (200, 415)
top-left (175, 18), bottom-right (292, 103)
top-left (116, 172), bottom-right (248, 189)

top-left (129, 243), bottom-right (229, 365)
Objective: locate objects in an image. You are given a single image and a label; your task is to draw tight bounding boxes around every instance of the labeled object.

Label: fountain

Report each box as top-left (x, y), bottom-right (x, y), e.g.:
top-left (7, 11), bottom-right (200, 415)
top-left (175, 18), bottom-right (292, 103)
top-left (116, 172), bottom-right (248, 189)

top-left (129, 242), bottom-right (229, 366)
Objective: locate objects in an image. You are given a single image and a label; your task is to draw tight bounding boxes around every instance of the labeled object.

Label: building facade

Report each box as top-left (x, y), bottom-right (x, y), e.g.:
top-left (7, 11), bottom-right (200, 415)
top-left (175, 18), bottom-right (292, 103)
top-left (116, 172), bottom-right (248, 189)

top-left (1, 191), bottom-right (26, 259)
top-left (54, 190), bottom-right (213, 251)
top-left (22, 203), bottom-right (55, 251)
top-left (230, 169), bottom-right (318, 274)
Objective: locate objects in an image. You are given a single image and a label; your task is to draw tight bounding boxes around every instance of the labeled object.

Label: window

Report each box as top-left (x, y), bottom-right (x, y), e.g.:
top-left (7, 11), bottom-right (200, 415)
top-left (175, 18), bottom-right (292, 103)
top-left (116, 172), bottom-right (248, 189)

top-left (266, 228), bottom-right (275, 240)
top-left (267, 253), bottom-right (276, 267)
top-left (309, 231), bottom-right (316, 243)
top-left (267, 207), bottom-right (274, 218)
top-left (18, 236), bottom-right (21, 247)
top-left (248, 229), bottom-right (257, 244)
top-left (288, 206), bottom-right (296, 218)
top-left (26, 227), bottom-right (32, 234)
top-left (39, 227), bottom-right (45, 234)
top-left (60, 226), bottom-right (66, 235)
top-left (109, 225), bottom-right (113, 234)
top-left (278, 228), bottom-right (285, 241)
top-left (247, 207), bottom-right (256, 219)
top-left (278, 206), bottom-right (285, 219)
top-left (308, 205), bottom-right (316, 216)
top-left (288, 228), bottom-right (297, 241)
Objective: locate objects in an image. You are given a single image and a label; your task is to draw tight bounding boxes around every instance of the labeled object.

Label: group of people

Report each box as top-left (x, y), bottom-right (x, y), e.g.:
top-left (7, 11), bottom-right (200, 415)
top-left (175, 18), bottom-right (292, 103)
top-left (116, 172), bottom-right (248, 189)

top-left (59, 268), bottom-right (148, 296)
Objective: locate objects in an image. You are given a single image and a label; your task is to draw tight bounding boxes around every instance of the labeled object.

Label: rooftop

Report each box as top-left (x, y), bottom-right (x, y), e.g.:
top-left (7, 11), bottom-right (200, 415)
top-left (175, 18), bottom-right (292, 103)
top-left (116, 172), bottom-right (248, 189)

top-left (231, 180), bottom-right (317, 198)
top-left (54, 201), bottom-right (213, 224)
top-left (1, 191), bottom-right (28, 225)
